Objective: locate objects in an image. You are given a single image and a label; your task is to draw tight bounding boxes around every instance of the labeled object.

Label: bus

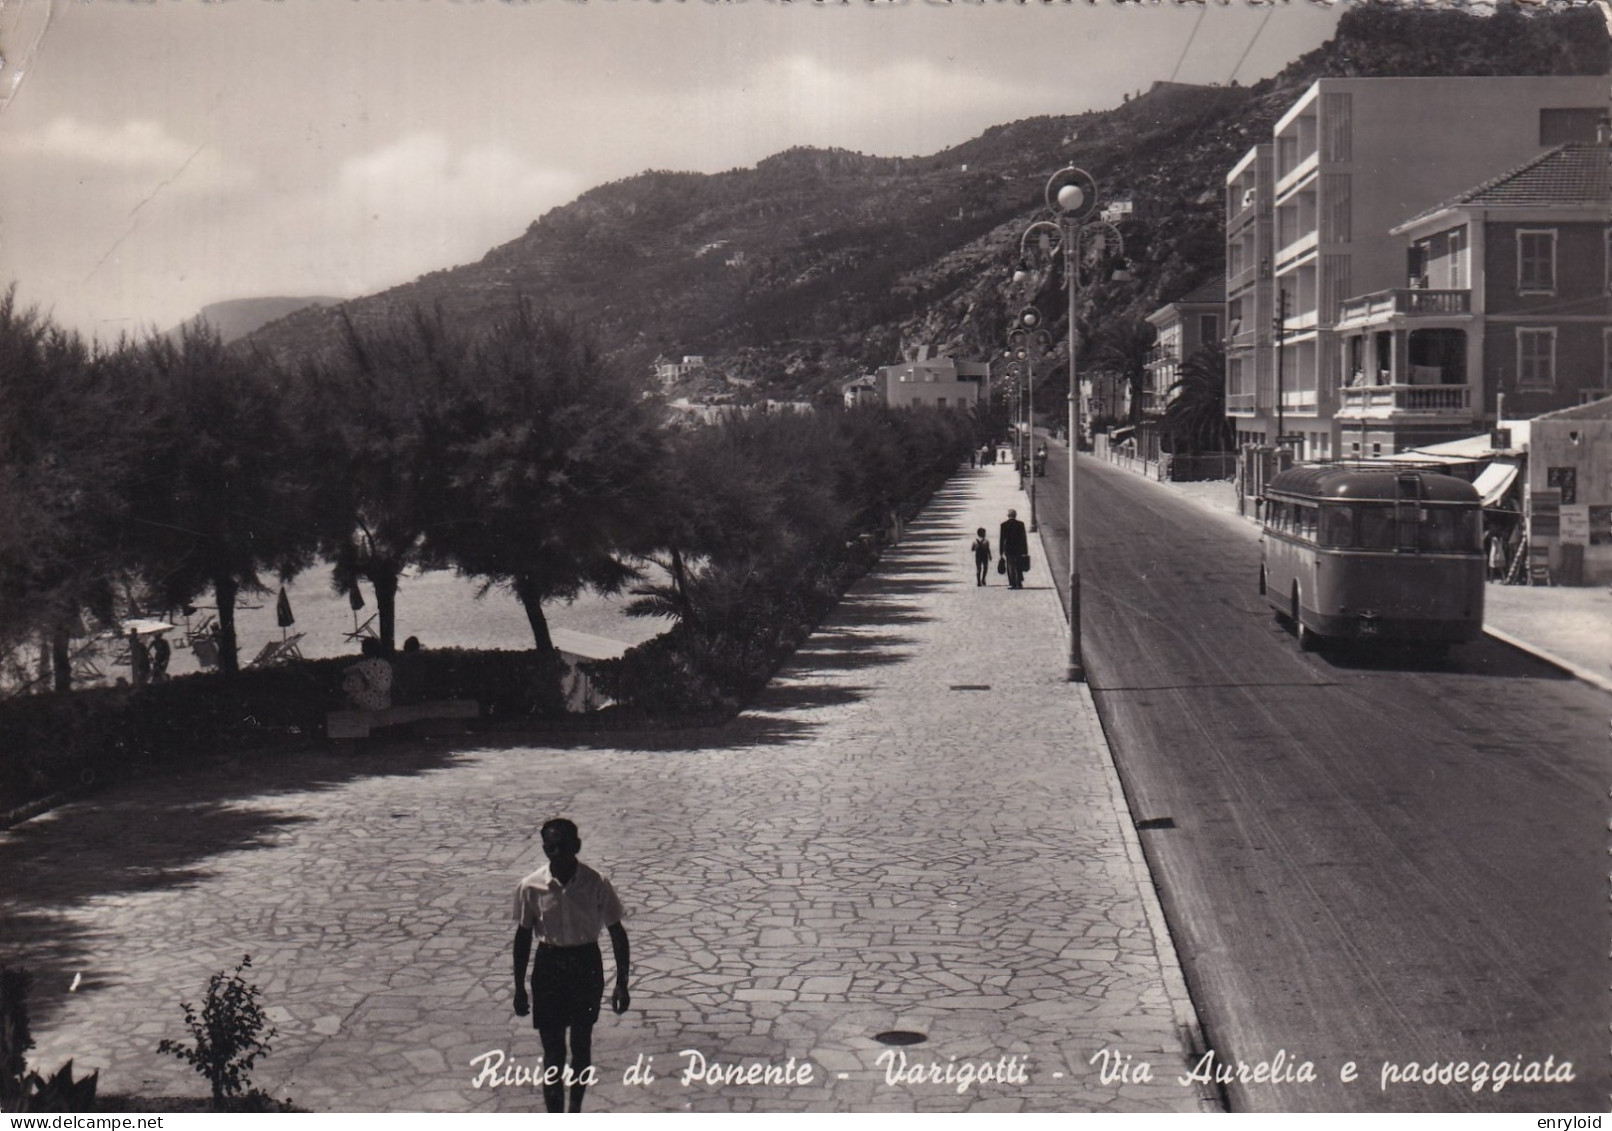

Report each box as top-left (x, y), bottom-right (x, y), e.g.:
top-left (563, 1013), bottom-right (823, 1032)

top-left (1258, 466), bottom-right (1485, 652)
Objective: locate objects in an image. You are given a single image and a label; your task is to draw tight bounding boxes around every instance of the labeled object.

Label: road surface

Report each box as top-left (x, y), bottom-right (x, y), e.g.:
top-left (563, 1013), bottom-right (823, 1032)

top-left (1034, 446), bottom-right (1606, 1112)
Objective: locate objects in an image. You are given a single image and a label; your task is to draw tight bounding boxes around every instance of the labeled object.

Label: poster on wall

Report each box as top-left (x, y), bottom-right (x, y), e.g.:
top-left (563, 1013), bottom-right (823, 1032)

top-left (1587, 505), bottom-right (1612, 546)
top-left (1557, 504), bottom-right (1589, 544)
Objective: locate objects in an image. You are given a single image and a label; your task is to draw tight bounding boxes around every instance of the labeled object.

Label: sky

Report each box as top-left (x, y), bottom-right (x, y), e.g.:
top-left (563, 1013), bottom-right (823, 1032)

top-left (0, 0), bottom-right (1348, 341)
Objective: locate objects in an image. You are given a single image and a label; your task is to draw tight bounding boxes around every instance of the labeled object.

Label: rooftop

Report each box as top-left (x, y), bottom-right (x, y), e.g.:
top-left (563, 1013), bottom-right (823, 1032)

top-left (1398, 143), bottom-right (1612, 228)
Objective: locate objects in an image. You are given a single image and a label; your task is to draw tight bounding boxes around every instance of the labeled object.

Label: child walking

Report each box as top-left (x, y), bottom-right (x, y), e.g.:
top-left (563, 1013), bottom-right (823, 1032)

top-left (971, 527), bottom-right (993, 586)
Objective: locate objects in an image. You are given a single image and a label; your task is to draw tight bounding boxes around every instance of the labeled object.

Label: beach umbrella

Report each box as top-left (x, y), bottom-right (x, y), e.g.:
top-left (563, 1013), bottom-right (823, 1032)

top-left (276, 587), bottom-right (294, 640)
top-left (348, 580), bottom-right (365, 635)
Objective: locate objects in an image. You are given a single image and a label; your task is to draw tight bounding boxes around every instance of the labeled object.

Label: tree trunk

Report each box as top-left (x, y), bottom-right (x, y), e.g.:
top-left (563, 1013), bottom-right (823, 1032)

top-left (50, 623), bottom-right (71, 694)
top-left (371, 566), bottom-right (400, 654)
top-left (512, 574), bottom-right (566, 717)
top-left (214, 574), bottom-right (240, 678)
top-left (669, 546), bottom-right (697, 633)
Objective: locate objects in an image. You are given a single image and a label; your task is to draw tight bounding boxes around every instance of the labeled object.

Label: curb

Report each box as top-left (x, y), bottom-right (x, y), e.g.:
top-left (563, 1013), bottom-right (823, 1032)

top-left (1072, 672), bottom-right (1224, 1113)
top-left (1026, 491), bottom-right (1220, 1112)
top-left (1482, 624), bottom-right (1612, 694)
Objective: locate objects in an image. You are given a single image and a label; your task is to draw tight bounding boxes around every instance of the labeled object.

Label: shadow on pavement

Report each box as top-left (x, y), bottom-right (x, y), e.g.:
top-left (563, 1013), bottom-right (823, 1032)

top-left (1309, 635), bottom-right (1576, 680)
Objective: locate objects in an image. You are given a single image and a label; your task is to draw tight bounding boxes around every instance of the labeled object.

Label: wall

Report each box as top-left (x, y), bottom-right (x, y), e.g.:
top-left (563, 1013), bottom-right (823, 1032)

top-left (1527, 417), bottom-right (1612, 584)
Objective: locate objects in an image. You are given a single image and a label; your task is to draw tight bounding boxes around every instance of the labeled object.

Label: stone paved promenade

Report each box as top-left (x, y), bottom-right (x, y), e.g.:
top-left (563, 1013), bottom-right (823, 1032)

top-left (3, 463), bottom-right (1208, 1114)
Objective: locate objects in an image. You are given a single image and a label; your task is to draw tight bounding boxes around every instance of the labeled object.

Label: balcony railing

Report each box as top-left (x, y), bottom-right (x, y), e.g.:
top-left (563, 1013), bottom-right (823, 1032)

top-left (1337, 383), bottom-right (1472, 417)
top-left (1338, 288), bottom-right (1471, 325)
top-left (1226, 392), bottom-right (1257, 413)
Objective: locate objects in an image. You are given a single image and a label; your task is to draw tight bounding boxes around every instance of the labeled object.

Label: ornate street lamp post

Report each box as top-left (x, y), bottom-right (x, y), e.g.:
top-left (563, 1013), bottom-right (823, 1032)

top-left (1014, 167), bottom-right (1121, 683)
top-left (1006, 307), bottom-right (1051, 533)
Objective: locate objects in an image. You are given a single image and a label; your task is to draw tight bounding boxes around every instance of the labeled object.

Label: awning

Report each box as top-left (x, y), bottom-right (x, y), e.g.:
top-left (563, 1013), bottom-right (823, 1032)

top-left (1398, 433), bottom-right (1507, 462)
top-left (550, 627), bottom-right (634, 663)
top-left (1472, 458), bottom-right (1520, 508)
top-left (1108, 425), bottom-right (1136, 441)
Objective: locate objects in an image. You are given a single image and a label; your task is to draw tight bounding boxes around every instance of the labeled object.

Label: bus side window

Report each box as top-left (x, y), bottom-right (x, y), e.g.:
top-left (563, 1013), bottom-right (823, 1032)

top-left (1301, 506), bottom-right (1318, 541)
top-left (1320, 505), bottom-right (1354, 548)
top-left (1422, 508), bottom-right (1455, 551)
top-left (1358, 504), bottom-right (1395, 550)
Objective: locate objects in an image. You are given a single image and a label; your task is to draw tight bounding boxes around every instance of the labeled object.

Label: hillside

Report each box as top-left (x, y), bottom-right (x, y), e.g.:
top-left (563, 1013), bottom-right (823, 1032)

top-left (244, 2), bottom-right (1610, 401)
top-left (171, 296), bottom-right (343, 345)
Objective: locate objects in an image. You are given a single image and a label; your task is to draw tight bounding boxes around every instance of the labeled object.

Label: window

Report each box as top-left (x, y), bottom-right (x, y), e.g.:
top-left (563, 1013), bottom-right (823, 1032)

top-left (1604, 328), bottom-right (1612, 390)
top-left (1517, 230), bottom-right (1556, 292)
top-left (1606, 228), bottom-right (1612, 295)
top-left (1443, 227), bottom-right (1466, 289)
top-left (1517, 328), bottom-right (1556, 390)
top-left (1319, 505), bottom-right (1355, 548)
top-left (1199, 314), bottom-right (1219, 345)
top-left (1357, 504), bottom-right (1395, 550)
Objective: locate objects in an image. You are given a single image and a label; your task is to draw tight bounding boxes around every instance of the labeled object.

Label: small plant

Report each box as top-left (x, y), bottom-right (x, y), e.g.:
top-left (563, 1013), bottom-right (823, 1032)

top-left (0, 966), bottom-right (98, 1113)
top-left (157, 955), bottom-right (277, 1109)
top-left (16, 1060), bottom-right (98, 1112)
top-left (0, 966), bottom-right (36, 1107)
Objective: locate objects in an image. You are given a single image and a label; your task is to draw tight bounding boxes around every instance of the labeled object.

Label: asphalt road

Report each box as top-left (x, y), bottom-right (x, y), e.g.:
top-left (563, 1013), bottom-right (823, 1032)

top-left (1034, 446), bottom-right (1607, 1113)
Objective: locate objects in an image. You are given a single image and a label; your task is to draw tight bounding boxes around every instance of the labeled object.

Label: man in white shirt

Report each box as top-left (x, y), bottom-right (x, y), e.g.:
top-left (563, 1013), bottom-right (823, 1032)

top-left (513, 818), bottom-right (630, 1113)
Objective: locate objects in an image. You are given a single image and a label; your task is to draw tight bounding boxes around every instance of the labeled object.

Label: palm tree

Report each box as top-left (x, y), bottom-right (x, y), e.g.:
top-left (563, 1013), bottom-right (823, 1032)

top-left (1090, 318), bottom-right (1155, 428)
top-left (1162, 341), bottom-right (1232, 454)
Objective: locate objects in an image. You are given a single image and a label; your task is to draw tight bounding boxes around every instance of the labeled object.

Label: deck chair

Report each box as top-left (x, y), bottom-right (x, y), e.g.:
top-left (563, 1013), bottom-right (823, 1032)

top-left (343, 613), bottom-right (378, 643)
top-left (247, 633), bottom-right (305, 668)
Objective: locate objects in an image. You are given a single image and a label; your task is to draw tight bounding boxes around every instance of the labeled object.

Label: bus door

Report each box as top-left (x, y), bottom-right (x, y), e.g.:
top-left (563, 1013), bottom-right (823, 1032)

top-left (1395, 473), bottom-right (1424, 553)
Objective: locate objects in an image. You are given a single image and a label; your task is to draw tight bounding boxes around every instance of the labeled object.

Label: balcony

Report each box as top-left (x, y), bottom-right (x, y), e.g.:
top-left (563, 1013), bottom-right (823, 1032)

top-left (1337, 288), bottom-right (1471, 326)
top-left (1275, 150), bottom-right (1318, 199)
top-left (1226, 392), bottom-right (1258, 414)
top-left (1337, 383), bottom-right (1473, 419)
top-left (1274, 231), bottom-right (1318, 271)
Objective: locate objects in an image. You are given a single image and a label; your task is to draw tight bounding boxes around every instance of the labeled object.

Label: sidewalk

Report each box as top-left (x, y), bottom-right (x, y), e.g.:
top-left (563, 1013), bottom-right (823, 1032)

top-left (5, 462), bottom-right (1208, 1114)
top-left (1099, 455), bottom-right (1611, 693)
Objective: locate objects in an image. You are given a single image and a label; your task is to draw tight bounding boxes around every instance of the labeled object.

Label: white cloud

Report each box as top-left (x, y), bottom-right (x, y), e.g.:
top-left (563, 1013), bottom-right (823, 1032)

top-left (0, 115), bottom-right (249, 199)
top-left (8, 117), bottom-right (189, 167)
top-left (229, 133), bottom-right (585, 299)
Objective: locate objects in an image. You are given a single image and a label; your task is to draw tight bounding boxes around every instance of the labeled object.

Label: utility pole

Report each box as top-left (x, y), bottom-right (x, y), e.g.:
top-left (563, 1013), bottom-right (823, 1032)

top-left (1273, 288), bottom-right (1288, 451)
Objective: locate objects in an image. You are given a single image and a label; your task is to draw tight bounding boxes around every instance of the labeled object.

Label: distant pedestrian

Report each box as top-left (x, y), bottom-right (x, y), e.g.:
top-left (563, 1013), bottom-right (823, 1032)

top-left (1486, 535), bottom-right (1508, 582)
top-left (999, 508), bottom-right (1029, 589)
top-left (971, 527), bottom-right (993, 586)
top-left (149, 634), bottom-right (171, 683)
top-left (341, 636), bottom-right (393, 710)
top-left (128, 630), bottom-right (150, 689)
top-left (969, 448), bottom-right (977, 469)
top-left (513, 818), bottom-right (630, 1113)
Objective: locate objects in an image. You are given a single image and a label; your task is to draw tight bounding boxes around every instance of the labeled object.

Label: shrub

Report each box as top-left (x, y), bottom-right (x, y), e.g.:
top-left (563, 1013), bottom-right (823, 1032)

top-left (157, 955), bottom-right (277, 1109)
top-left (0, 966), bottom-right (34, 1107)
top-left (0, 966), bottom-right (99, 1113)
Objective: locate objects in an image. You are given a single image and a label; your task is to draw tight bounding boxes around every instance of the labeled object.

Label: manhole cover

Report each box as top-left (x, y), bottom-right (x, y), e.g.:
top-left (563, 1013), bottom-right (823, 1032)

top-left (873, 1030), bottom-right (927, 1046)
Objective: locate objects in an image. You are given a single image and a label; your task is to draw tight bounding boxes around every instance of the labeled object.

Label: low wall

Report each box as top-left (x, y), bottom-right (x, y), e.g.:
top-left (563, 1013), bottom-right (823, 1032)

top-left (1168, 453), bottom-right (1237, 482)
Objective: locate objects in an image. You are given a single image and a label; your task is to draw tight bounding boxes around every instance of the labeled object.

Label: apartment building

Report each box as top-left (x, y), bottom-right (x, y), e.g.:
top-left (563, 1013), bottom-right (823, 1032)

top-left (1335, 142), bottom-right (1612, 458)
top-left (1230, 75), bottom-right (1608, 461)
top-left (1142, 279), bottom-right (1224, 458)
top-left (1226, 143), bottom-right (1276, 449)
top-left (876, 345), bottom-right (988, 410)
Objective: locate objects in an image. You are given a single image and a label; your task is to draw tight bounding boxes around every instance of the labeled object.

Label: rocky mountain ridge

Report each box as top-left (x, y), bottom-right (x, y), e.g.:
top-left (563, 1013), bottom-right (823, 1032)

top-left (241, 3), bottom-right (1610, 401)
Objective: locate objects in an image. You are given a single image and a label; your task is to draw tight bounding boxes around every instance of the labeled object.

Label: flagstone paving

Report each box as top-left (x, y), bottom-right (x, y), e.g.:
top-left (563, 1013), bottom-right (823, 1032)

top-left (3, 462), bottom-right (1210, 1113)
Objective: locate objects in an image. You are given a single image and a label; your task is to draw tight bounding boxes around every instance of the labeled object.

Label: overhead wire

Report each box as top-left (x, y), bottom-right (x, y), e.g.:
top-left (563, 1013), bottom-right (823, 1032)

top-left (1167, 2), bottom-right (1210, 85)
top-left (1228, 4), bottom-right (1278, 87)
